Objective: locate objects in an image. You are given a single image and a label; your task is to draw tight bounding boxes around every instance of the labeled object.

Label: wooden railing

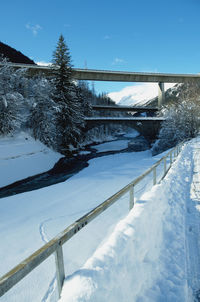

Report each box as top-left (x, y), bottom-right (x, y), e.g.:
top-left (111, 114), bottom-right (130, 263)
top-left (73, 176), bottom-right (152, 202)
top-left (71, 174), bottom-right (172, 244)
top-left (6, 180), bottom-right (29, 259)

top-left (0, 142), bottom-right (184, 299)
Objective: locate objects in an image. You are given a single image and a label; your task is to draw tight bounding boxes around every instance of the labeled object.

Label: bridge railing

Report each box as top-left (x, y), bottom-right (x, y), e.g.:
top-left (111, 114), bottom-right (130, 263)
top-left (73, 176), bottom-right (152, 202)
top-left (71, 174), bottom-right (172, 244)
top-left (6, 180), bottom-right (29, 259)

top-left (0, 142), bottom-right (184, 299)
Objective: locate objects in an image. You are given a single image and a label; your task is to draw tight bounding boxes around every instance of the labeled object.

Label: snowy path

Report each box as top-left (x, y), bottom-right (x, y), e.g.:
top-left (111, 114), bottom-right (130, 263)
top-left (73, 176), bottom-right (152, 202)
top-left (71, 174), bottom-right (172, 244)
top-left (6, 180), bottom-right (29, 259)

top-left (186, 143), bottom-right (200, 300)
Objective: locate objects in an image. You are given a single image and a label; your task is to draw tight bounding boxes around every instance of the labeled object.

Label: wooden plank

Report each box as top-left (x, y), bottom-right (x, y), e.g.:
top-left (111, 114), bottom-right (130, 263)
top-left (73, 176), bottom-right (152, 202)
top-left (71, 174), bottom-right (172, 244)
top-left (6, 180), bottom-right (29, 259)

top-left (0, 240), bottom-right (59, 297)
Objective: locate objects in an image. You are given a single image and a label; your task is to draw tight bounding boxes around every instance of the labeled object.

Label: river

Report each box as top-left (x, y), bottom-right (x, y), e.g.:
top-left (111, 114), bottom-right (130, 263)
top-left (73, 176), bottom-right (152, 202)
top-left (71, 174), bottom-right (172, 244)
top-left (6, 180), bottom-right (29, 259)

top-left (0, 132), bottom-right (142, 199)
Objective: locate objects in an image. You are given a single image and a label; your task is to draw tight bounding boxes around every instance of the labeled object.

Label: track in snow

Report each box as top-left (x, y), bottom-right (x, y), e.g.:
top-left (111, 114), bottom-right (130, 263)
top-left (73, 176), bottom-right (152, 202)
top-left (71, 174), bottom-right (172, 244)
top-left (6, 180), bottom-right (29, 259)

top-left (38, 207), bottom-right (95, 302)
top-left (39, 218), bottom-right (57, 302)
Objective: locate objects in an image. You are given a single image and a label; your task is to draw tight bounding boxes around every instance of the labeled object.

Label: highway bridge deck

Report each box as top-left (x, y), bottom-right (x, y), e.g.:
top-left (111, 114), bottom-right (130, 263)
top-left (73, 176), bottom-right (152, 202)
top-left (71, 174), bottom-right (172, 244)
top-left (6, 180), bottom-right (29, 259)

top-left (1, 63), bottom-right (200, 83)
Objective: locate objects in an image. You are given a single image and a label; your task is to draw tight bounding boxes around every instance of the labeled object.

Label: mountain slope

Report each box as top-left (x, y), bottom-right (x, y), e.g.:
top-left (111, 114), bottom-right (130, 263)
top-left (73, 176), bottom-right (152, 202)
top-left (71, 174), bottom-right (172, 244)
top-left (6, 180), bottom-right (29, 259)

top-left (109, 81), bottom-right (200, 109)
top-left (0, 41), bottom-right (35, 64)
top-left (144, 82), bottom-right (200, 108)
top-left (108, 83), bottom-right (175, 107)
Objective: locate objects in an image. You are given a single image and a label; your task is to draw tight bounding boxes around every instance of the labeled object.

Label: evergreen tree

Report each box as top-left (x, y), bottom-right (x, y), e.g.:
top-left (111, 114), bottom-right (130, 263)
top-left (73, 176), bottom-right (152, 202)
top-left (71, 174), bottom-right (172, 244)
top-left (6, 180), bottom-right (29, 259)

top-left (52, 35), bottom-right (72, 101)
top-left (52, 35), bottom-right (85, 153)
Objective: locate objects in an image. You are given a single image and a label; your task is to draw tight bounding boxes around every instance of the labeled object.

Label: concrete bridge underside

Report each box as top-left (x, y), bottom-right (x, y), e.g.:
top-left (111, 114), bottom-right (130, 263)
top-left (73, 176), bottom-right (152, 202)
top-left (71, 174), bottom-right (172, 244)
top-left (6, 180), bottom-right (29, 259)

top-left (84, 117), bottom-right (164, 142)
top-left (92, 105), bottom-right (158, 113)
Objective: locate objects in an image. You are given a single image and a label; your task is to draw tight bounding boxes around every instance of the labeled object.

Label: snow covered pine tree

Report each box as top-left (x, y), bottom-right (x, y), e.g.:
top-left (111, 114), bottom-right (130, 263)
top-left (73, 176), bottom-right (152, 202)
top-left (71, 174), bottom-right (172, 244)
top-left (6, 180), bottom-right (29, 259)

top-left (52, 34), bottom-right (85, 154)
top-left (0, 57), bottom-right (25, 135)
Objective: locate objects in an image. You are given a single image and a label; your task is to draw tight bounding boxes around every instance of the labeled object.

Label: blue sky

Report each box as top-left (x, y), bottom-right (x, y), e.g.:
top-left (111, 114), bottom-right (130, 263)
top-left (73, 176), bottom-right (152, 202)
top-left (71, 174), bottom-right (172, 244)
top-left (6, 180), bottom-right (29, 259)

top-left (1, 0), bottom-right (200, 94)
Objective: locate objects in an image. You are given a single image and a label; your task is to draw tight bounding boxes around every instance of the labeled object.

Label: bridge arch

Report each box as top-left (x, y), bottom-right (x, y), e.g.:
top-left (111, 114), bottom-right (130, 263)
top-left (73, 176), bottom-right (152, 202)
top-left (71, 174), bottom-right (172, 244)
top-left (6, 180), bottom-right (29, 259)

top-left (84, 117), bottom-right (164, 142)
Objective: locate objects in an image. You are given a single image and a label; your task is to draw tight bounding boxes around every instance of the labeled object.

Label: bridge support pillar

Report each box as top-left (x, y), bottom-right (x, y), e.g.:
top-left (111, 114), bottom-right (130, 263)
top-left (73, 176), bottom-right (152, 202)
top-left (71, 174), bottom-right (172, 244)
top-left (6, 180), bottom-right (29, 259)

top-left (158, 82), bottom-right (165, 108)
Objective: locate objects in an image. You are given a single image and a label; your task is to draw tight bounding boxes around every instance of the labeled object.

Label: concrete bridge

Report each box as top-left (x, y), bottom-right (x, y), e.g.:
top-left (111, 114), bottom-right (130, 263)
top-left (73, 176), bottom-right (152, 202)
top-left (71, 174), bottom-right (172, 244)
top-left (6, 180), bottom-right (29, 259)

top-left (2, 63), bottom-right (199, 140)
top-left (4, 63), bottom-right (200, 83)
top-left (2, 63), bottom-right (200, 108)
top-left (85, 117), bottom-right (164, 141)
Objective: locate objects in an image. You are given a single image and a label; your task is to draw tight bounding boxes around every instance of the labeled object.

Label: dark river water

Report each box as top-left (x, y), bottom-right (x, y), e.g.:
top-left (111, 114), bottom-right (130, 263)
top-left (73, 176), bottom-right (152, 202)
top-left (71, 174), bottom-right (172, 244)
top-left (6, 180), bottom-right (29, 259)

top-left (0, 135), bottom-right (137, 199)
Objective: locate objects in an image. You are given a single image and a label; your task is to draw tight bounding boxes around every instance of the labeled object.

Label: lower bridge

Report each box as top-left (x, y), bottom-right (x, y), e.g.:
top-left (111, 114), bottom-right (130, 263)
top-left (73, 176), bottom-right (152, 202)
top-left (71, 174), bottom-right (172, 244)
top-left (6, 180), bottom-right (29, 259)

top-left (84, 117), bottom-right (165, 141)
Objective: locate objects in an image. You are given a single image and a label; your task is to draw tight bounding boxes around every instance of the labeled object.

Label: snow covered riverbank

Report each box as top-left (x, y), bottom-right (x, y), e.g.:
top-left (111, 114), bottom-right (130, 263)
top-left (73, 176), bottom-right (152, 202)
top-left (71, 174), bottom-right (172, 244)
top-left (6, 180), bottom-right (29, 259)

top-left (0, 132), bottom-right (62, 188)
top-left (1, 137), bottom-right (200, 301)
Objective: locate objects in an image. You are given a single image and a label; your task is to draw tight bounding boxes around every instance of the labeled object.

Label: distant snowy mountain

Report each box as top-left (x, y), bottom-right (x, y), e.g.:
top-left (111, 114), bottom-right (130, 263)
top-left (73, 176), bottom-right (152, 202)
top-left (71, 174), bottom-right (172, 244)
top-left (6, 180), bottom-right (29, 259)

top-left (108, 83), bottom-right (176, 106)
top-left (36, 61), bottom-right (52, 66)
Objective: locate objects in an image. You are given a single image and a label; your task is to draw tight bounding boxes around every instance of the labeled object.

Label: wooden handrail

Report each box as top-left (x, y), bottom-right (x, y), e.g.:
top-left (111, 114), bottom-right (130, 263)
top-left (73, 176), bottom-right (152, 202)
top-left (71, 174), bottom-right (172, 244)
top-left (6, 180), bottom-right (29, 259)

top-left (0, 142), bottom-right (184, 299)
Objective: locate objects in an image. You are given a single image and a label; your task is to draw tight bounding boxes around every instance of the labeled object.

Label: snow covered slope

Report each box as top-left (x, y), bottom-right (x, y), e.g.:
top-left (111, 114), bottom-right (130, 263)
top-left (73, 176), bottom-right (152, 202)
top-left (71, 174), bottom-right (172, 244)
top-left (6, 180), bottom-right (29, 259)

top-left (1, 138), bottom-right (200, 302)
top-left (59, 139), bottom-right (200, 302)
top-left (0, 143), bottom-right (167, 302)
top-left (0, 132), bottom-right (62, 188)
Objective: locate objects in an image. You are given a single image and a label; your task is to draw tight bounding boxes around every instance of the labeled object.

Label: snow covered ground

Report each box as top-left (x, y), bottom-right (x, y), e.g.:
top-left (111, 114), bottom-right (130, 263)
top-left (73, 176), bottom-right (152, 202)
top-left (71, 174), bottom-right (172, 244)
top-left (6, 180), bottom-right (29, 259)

top-left (0, 132), bottom-right (62, 188)
top-left (1, 136), bottom-right (200, 301)
top-left (59, 141), bottom-right (192, 302)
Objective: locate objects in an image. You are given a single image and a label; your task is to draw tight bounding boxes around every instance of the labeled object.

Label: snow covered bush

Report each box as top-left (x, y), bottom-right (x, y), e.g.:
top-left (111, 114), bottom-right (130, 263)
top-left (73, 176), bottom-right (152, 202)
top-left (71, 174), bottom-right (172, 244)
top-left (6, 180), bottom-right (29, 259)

top-left (152, 99), bottom-right (200, 155)
top-left (0, 58), bottom-right (26, 135)
top-left (0, 93), bottom-right (24, 135)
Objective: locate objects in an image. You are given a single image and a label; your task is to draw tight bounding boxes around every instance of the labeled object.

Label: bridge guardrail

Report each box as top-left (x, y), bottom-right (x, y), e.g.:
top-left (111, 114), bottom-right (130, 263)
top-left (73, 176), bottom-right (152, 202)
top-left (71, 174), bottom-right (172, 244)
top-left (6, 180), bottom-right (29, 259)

top-left (0, 142), bottom-right (184, 299)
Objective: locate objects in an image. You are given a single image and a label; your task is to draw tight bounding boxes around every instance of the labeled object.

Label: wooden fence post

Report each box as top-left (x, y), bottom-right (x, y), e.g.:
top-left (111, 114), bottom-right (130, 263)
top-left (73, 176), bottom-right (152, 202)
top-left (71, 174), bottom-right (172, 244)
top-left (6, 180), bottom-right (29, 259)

top-left (170, 151), bottom-right (172, 165)
top-left (153, 167), bottom-right (157, 185)
top-left (55, 244), bottom-right (65, 298)
top-left (163, 157), bottom-right (167, 176)
top-left (129, 186), bottom-right (134, 210)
